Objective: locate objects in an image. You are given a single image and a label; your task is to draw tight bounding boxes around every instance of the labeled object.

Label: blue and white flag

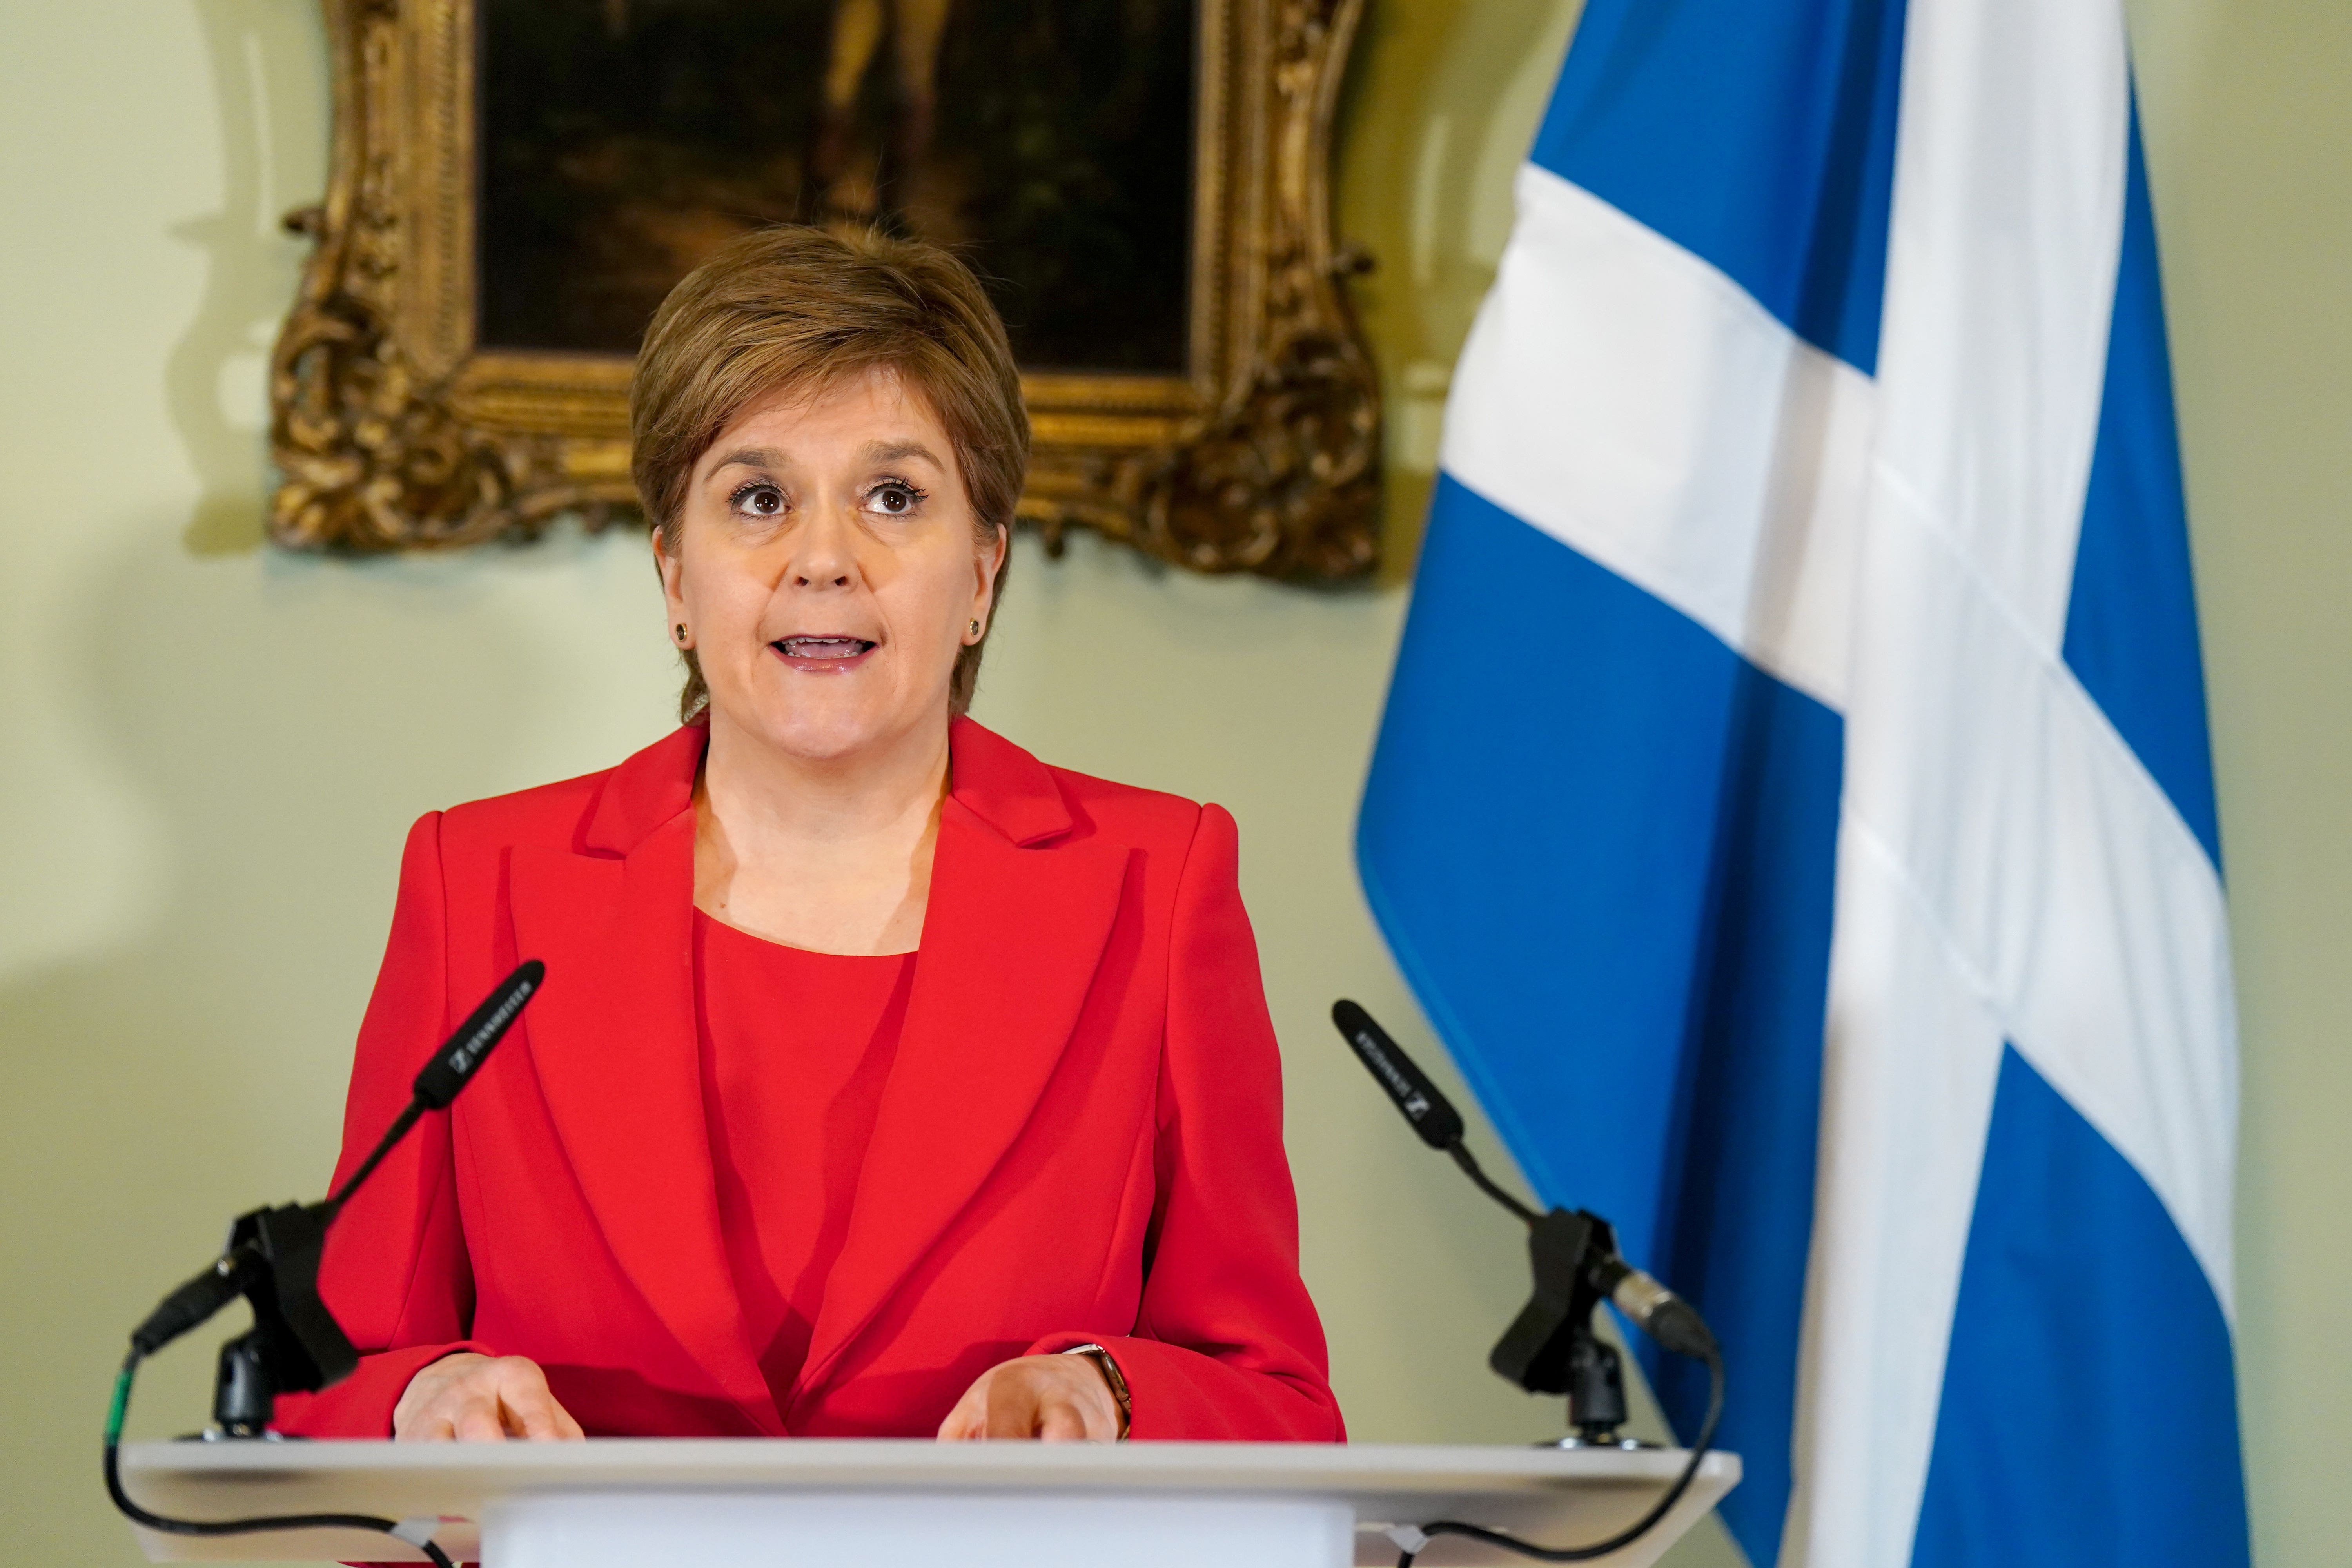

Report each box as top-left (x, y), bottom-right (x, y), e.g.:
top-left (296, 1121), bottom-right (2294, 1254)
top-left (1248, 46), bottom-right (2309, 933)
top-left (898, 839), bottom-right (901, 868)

top-left (1357, 2), bottom-right (2249, 1565)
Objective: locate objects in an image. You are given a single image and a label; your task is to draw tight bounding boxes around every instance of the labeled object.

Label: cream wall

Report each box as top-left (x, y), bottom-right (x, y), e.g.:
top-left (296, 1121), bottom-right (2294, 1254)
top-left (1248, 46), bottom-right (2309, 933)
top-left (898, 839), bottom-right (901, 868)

top-left (0, 3), bottom-right (2341, 1566)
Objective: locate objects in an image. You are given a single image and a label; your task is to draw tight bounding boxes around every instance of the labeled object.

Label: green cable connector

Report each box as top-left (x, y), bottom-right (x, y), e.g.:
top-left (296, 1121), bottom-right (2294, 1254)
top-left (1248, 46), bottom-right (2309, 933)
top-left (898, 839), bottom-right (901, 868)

top-left (106, 1359), bottom-right (134, 1445)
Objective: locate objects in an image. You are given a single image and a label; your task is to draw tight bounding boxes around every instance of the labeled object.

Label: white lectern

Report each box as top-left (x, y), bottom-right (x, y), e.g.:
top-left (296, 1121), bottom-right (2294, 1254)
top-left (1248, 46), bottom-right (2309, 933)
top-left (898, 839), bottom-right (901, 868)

top-left (118, 1439), bottom-right (1738, 1567)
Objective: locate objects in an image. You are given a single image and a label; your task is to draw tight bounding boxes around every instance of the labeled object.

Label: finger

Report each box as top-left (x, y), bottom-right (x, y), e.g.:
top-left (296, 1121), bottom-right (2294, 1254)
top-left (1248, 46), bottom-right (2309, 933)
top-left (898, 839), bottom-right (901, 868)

top-left (1036, 1399), bottom-right (1090, 1443)
top-left (452, 1398), bottom-right (508, 1442)
top-left (982, 1377), bottom-right (1041, 1439)
top-left (401, 1412), bottom-right (457, 1443)
top-left (936, 1374), bottom-right (991, 1441)
top-left (505, 1382), bottom-right (586, 1441)
top-left (509, 1393), bottom-right (564, 1440)
top-left (487, 1359), bottom-right (560, 1439)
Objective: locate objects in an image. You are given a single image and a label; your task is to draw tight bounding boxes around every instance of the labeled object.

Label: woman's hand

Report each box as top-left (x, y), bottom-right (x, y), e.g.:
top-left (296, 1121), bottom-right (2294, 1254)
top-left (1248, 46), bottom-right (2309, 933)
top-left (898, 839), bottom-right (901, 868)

top-left (392, 1353), bottom-right (585, 1441)
top-left (937, 1354), bottom-right (1121, 1441)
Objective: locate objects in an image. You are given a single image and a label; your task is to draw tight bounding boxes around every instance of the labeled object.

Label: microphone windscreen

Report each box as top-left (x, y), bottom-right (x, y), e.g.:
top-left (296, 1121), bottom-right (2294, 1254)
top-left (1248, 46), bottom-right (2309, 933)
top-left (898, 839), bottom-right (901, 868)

top-left (412, 960), bottom-right (544, 1109)
top-left (1331, 999), bottom-right (1465, 1149)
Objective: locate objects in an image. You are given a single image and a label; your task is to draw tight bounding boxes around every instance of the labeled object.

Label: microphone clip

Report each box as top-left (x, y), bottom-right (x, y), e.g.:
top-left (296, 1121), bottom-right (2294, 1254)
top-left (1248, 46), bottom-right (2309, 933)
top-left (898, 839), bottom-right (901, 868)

top-left (1490, 1207), bottom-right (1635, 1446)
top-left (203, 1203), bottom-right (359, 1436)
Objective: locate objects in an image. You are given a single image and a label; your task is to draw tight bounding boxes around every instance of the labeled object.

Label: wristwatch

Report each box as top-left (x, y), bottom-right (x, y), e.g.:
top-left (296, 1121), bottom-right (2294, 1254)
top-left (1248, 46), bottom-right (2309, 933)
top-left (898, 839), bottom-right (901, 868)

top-left (1059, 1343), bottom-right (1132, 1440)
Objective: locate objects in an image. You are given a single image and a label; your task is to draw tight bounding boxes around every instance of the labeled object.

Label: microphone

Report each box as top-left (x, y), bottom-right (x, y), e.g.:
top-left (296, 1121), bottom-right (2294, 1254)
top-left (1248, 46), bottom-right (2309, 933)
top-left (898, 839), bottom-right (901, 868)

top-left (326, 958), bottom-right (544, 1214)
top-left (1330, 999), bottom-right (1463, 1149)
top-left (129, 960), bottom-right (546, 1362)
top-left (1326, 996), bottom-right (1728, 1561)
top-left (108, 961), bottom-right (546, 1568)
top-left (1332, 1000), bottom-right (1536, 1223)
top-left (1328, 998), bottom-right (1719, 1365)
top-left (416, 958), bottom-right (542, 1108)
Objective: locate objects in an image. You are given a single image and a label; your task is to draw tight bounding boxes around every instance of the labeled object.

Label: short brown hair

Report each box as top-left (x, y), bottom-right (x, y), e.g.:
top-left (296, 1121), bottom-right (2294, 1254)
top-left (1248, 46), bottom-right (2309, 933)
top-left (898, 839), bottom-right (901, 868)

top-left (631, 225), bottom-right (1028, 721)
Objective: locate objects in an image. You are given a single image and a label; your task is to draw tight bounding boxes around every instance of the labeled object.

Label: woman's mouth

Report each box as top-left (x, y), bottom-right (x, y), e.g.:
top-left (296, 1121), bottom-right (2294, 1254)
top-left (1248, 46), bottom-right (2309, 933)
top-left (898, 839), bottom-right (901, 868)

top-left (770, 636), bottom-right (878, 669)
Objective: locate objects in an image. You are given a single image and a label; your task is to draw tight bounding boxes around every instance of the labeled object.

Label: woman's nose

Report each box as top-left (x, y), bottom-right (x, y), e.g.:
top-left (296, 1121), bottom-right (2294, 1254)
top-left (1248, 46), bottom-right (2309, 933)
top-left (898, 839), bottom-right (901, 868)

top-left (785, 507), bottom-right (858, 587)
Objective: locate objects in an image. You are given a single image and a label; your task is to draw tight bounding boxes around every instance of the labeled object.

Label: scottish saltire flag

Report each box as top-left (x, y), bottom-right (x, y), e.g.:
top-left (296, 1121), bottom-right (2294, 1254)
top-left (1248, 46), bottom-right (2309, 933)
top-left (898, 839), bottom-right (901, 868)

top-left (1357, 2), bottom-right (2249, 1565)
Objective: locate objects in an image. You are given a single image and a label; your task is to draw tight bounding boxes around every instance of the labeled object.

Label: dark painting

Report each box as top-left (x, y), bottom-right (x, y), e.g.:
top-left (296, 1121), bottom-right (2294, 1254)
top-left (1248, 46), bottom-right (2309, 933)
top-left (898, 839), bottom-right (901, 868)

top-left (478, 0), bottom-right (1197, 373)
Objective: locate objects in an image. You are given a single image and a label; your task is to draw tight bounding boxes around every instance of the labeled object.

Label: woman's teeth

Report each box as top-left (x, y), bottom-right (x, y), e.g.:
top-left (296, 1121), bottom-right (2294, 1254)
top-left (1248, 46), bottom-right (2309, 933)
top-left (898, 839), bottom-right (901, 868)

top-left (776, 637), bottom-right (875, 658)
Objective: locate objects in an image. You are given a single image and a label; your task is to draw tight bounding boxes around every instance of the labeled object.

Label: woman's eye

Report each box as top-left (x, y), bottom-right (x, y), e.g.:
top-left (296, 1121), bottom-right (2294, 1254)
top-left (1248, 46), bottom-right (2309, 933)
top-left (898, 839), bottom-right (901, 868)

top-left (731, 483), bottom-right (785, 517)
top-left (867, 482), bottom-right (924, 516)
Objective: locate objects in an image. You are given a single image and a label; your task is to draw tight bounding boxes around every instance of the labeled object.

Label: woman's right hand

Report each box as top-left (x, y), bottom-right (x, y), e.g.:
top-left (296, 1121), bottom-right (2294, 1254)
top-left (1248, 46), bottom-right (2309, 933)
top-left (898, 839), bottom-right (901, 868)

top-left (392, 1353), bottom-right (585, 1441)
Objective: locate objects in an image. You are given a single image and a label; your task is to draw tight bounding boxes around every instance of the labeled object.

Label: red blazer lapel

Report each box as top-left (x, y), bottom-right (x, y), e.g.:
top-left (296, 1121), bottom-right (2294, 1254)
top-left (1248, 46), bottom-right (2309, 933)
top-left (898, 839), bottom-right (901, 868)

top-left (796, 721), bottom-right (1132, 1397)
top-left (507, 726), bottom-right (780, 1434)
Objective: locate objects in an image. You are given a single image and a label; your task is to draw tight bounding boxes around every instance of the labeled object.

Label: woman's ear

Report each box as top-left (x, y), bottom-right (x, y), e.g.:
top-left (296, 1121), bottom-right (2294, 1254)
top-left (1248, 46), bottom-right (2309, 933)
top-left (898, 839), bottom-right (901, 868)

top-left (973, 523), bottom-right (1009, 619)
top-left (653, 524), bottom-right (688, 620)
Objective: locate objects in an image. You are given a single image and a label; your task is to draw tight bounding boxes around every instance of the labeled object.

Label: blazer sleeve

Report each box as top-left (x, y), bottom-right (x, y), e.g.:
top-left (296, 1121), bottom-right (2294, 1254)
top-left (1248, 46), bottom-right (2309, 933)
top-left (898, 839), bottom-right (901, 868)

top-left (270, 813), bottom-right (494, 1437)
top-left (1029, 803), bottom-right (1344, 1440)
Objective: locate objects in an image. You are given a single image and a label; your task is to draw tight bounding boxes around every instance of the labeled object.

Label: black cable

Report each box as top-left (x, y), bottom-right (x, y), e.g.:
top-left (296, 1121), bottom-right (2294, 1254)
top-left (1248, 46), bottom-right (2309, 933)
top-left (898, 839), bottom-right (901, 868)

top-left (1446, 1140), bottom-right (1542, 1226)
top-left (104, 1350), bottom-right (457, 1568)
top-left (1394, 1346), bottom-right (1724, 1566)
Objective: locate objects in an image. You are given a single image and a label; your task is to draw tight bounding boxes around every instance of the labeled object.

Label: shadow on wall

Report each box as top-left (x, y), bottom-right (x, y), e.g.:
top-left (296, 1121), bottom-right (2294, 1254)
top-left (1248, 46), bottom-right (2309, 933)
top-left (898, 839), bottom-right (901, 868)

top-left (167, 0), bottom-right (327, 557)
top-left (0, 514), bottom-right (603, 1549)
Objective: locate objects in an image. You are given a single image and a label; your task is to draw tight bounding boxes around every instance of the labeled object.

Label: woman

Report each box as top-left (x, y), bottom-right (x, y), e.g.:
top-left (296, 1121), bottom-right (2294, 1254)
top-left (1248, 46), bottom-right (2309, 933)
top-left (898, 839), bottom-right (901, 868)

top-left (271, 227), bottom-right (1341, 1445)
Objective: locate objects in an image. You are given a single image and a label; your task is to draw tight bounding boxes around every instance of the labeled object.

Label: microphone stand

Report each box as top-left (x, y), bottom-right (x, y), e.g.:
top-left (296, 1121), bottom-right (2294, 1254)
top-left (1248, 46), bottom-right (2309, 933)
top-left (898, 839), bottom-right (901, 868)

top-left (1482, 1183), bottom-right (1636, 1447)
top-left (104, 960), bottom-right (545, 1568)
top-left (197, 1201), bottom-right (357, 1439)
top-left (1331, 1000), bottom-right (1726, 1565)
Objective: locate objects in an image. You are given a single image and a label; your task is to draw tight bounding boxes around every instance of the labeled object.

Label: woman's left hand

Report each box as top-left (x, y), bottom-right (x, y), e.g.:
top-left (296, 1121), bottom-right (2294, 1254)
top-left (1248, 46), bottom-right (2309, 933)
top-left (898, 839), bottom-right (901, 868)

top-left (936, 1354), bottom-right (1121, 1441)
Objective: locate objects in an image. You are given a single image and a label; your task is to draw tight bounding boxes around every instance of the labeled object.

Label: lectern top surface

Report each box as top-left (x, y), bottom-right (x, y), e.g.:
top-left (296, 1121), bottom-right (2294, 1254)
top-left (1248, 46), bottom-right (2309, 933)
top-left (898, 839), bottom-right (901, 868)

top-left (119, 1439), bottom-right (1741, 1566)
top-left (123, 1436), bottom-right (1728, 1494)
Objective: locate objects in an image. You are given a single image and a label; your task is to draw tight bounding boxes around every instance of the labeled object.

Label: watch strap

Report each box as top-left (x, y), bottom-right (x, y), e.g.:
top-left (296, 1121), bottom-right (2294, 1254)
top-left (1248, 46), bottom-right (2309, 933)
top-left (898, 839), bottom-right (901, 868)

top-left (1059, 1343), bottom-right (1131, 1440)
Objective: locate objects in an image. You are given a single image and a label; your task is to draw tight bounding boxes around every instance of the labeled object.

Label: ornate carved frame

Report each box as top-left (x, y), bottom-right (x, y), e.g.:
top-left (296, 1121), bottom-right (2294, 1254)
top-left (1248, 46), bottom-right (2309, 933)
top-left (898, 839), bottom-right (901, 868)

top-left (270, 0), bottom-right (1379, 579)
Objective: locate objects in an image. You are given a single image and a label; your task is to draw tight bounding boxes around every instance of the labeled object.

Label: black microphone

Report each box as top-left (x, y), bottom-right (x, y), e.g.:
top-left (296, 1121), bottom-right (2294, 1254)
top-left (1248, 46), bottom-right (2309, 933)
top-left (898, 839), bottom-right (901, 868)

top-left (1326, 995), bottom-right (1728, 1557)
top-left (109, 960), bottom-right (546, 1568)
top-left (1331, 1000), bottom-right (1538, 1224)
top-left (130, 961), bottom-right (546, 1361)
top-left (1331, 998), bottom-right (1464, 1149)
top-left (129, 1258), bottom-right (252, 1361)
top-left (412, 958), bottom-right (543, 1109)
top-left (1328, 997), bottom-right (1718, 1357)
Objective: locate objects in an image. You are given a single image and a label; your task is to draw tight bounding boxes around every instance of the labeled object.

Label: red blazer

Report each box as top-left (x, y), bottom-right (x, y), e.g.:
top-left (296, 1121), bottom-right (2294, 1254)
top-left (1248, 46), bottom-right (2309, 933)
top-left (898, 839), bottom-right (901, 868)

top-left (272, 718), bottom-right (1341, 1443)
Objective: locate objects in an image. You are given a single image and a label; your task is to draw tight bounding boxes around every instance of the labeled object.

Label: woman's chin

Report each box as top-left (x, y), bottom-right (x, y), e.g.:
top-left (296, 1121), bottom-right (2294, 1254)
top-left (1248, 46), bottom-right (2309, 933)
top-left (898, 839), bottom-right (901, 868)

top-left (724, 699), bottom-right (920, 768)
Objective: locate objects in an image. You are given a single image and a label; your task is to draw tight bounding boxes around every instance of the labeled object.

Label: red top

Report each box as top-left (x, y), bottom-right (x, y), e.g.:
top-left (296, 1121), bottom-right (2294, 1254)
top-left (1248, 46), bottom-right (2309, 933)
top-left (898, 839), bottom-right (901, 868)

top-left (691, 913), bottom-right (915, 1423)
top-left (274, 718), bottom-right (1340, 1443)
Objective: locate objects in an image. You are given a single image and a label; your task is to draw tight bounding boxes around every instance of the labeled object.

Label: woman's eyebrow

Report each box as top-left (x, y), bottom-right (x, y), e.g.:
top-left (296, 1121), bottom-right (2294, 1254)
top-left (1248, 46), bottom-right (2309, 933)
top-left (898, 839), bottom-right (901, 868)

top-left (859, 439), bottom-right (945, 469)
top-left (708, 446), bottom-right (786, 475)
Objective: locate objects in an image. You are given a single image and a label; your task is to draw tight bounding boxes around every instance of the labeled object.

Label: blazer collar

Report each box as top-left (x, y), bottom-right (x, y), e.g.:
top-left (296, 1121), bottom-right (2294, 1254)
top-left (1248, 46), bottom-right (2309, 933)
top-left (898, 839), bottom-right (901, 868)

top-left (579, 720), bottom-right (704, 856)
top-left (941, 715), bottom-right (1078, 847)
top-left (577, 715), bottom-right (1076, 857)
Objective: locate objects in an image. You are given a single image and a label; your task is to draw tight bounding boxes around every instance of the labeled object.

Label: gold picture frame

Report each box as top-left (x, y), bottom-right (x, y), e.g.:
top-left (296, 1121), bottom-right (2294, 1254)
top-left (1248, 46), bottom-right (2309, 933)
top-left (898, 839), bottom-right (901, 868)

top-left (268, 0), bottom-right (1380, 580)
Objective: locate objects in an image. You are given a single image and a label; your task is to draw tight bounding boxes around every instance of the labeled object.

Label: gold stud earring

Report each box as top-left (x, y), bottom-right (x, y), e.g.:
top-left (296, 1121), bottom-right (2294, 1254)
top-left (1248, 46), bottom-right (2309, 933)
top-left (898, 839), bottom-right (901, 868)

top-left (674, 624), bottom-right (689, 645)
top-left (968, 619), bottom-right (982, 637)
